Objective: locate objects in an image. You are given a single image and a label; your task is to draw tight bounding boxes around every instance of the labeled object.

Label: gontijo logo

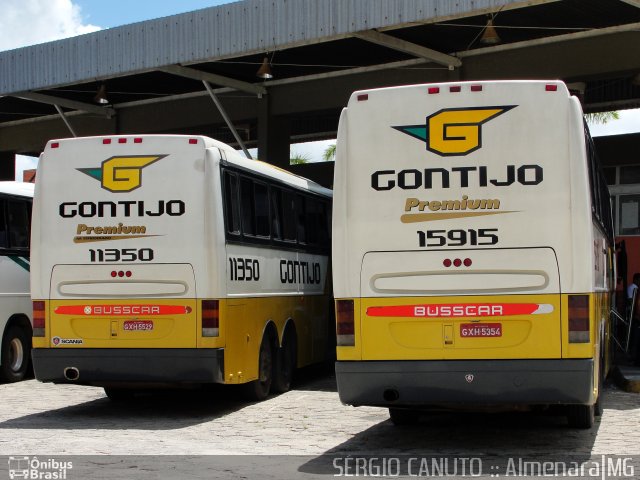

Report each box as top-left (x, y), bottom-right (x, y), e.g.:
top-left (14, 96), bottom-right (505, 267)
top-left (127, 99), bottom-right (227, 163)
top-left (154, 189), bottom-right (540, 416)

top-left (78, 155), bottom-right (166, 192)
top-left (393, 106), bottom-right (516, 156)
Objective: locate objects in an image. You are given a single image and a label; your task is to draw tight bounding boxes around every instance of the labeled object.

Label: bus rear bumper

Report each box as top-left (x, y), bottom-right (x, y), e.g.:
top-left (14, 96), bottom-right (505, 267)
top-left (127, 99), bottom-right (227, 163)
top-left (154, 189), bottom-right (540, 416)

top-left (335, 359), bottom-right (594, 407)
top-left (32, 348), bottom-right (224, 386)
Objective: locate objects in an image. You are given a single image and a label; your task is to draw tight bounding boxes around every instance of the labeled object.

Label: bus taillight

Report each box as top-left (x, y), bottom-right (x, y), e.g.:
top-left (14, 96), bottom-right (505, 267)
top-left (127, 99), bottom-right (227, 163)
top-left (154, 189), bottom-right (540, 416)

top-left (202, 300), bottom-right (219, 337)
top-left (568, 295), bottom-right (590, 343)
top-left (33, 301), bottom-right (45, 337)
top-left (336, 300), bottom-right (355, 346)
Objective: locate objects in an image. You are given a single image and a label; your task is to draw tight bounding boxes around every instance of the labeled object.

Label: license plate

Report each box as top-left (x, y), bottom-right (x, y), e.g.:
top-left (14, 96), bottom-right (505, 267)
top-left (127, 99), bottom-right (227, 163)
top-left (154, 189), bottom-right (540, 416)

top-left (460, 323), bottom-right (502, 337)
top-left (123, 320), bottom-right (154, 331)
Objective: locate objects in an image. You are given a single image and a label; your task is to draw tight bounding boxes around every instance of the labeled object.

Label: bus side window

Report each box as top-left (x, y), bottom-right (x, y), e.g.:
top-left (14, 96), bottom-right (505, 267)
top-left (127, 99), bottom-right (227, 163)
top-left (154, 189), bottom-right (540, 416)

top-left (254, 181), bottom-right (270, 238)
top-left (7, 200), bottom-right (29, 249)
top-left (240, 176), bottom-right (256, 236)
top-left (306, 197), bottom-right (321, 246)
top-left (271, 187), bottom-right (282, 240)
top-left (295, 195), bottom-right (306, 245)
top-left (223, 171), bottom-right (241, 236)
top-left (282, 191), bottom-right (296, 242)
top-left (0, 198), bottom-right (7, 248)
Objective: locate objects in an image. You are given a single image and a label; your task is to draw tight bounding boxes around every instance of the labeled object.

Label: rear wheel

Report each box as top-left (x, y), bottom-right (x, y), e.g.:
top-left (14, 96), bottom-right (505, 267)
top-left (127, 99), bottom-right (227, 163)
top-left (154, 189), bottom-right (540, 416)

top-left (566, 404), bottom-right (595, 429)
top-left (389, 408), bottom-right (420, 426)
top-left (272, 332), bottom-right (296, 393)
top-left (242, 335), bottom-right (274, 401)
top-left (0, 325), bottom-right (30, 382)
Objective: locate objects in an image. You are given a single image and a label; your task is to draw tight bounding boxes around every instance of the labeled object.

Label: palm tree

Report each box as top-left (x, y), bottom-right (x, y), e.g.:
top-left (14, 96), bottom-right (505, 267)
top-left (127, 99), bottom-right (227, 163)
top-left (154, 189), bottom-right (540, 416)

top-left (290, 153), bottom-right (310, 165)
top-left (585, 111), bottom-right (619, 125)
top-left (323, 144), bottom-right (336, 162)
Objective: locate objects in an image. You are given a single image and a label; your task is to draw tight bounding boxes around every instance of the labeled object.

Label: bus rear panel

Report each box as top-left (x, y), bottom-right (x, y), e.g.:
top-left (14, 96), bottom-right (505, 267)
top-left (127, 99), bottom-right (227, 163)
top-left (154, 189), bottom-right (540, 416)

top-left (332, 81), bottom-right (612, 425)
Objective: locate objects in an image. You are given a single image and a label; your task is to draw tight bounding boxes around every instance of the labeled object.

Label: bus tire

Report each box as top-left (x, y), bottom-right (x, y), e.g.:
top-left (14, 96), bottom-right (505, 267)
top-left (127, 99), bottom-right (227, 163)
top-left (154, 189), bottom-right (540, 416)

top-left (242, 334), bottom-right (274, 401)
top-left (566, 404), bottom-right (595, 429)
top-left (104, 388), bottom-right (135, 402)
top-left (273, 330), bottom-right (296, 393)
top-left (0, 325), bottom-right (30, 382)
top-left (389, 408), bottom-right (420, 426)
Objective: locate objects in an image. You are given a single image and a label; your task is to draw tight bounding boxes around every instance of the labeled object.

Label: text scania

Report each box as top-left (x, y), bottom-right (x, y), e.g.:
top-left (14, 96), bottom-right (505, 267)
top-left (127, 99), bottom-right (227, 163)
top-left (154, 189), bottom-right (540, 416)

top-left (280, 260), bottom-right (321, 285)
top-left (371, 165), bottom-right (543, 190)
top-left (59, 200), bottom-right (185, 218)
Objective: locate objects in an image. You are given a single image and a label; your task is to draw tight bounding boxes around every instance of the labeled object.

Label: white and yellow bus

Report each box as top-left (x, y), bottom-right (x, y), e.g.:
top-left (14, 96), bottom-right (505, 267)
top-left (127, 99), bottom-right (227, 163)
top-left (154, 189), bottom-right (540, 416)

top-left (333, 81), bottom-right (614, 428)
top-left (31, 135), bottom-right (332, 400)
top-left (0, 181), bottom-right (34, 382)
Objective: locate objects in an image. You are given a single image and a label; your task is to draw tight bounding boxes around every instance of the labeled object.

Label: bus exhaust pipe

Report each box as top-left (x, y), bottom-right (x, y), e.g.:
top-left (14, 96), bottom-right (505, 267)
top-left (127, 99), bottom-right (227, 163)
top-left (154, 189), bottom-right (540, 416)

top-left (64, 367), bottom-right (80, 381)
top-left (383, 389), bottom-right (399, 402)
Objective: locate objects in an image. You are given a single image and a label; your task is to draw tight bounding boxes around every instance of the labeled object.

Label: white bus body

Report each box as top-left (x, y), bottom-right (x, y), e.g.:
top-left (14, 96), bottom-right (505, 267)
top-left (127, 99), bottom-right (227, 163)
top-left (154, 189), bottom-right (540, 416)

top-left (333, 81), bottom-right (613, 428)
top-left (31, 135), bottom-right (332, 399)
top-left (0, 181), bottom-right (34, 382)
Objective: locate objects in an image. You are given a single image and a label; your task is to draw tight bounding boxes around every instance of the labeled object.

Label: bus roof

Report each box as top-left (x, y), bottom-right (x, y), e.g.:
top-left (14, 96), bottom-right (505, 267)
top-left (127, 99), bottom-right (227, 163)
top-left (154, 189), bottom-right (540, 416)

top-left (224, 150), bottom-right (332, 198)
top-left (45, 134), bottom-right (332, 199)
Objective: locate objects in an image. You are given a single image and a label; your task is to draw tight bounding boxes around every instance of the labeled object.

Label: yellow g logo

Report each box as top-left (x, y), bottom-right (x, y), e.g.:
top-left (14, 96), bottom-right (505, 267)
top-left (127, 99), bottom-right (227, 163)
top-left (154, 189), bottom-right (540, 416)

top-left (393, 106), bottom-right (516, 157)
top-left (78, 155), bottom-right (166, 192)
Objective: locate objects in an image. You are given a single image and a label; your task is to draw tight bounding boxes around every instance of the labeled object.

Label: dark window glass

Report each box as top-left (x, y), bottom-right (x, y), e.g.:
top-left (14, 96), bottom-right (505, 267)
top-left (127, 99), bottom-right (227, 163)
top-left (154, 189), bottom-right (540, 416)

top-left (620, 166), bottom-right (640, 185)
top-left (603, 167), bottom-right (616, 186)
top-left (254, 182), bottom-right (270, 237)
top-left (295, 195), bottom-right (306, 244)
top-left (306, 198), bottom-right (322, 246)
top-left (240, 177), bottom-right (255, 236)
top-left (282, 191), bottom-right (296, 241)
top-left (7, 200), bottom-right (29, 248)
top-left (270, 188), bottom-right (282, 240)
top-left (223, 172), bottom-right (241, 235)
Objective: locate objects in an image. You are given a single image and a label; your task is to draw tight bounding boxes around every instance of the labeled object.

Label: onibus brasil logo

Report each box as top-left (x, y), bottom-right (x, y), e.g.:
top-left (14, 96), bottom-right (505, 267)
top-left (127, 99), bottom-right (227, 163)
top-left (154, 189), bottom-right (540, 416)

top-left (78, 155), bottom-right (166, 192)
top-left (393, 106), bottom-right (516, 156)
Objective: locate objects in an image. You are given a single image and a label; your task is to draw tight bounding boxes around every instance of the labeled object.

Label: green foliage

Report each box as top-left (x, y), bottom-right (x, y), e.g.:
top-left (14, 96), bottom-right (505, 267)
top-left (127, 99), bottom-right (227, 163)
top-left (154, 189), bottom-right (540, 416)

top-left (290, 153), bottom-right (310, 165)
top-left (322, 144), bottom-right (336, 162)
top-left (585, 111), bottom-right (620, 125)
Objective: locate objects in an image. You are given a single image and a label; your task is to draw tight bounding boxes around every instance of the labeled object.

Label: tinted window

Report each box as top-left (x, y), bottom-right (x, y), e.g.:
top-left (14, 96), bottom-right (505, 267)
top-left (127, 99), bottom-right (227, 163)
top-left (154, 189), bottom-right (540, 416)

top-left (240, 177), bottom-right (255, 236)
top-left (254, 182), bottom-right (270, 237)
top-left (282, 191), bottom-right (296, 242)
top-left (223, 172), bottom-right (241, 235)
top-left (8, 200), bottom-right (29, 248)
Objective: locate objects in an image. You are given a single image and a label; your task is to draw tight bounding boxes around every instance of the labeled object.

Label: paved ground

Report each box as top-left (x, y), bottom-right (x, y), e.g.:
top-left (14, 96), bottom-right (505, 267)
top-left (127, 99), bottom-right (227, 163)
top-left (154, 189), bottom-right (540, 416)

top-left (0, 369), bottom-right (639, 478)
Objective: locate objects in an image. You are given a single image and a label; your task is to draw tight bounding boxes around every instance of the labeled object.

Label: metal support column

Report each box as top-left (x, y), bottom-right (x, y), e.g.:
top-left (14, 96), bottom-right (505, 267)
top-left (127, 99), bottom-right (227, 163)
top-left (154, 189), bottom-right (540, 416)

top-left (202, 81), bottom-right (252, 159)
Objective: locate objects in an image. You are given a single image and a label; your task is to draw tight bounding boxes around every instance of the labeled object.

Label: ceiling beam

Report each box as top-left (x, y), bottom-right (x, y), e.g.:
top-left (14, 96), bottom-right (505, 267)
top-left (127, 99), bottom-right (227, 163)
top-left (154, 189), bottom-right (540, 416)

top-left (620, 0), bottom-right (640, 8)
top-left (353, 29), bottom-right (462, 69)
top-left (15, 92), bottom-right (115, 117)
top-left (158, 65), bottom-right (267, 96)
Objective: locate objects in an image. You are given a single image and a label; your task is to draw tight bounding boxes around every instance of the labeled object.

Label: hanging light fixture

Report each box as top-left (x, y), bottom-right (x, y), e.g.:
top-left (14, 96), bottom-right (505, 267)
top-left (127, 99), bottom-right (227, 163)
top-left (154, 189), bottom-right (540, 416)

top-left (480, 16), bottom-right (501, 45)
top-left (94, 84), bottom-right (109, 104)
top-left (256, 57), bottom-right (273, 79)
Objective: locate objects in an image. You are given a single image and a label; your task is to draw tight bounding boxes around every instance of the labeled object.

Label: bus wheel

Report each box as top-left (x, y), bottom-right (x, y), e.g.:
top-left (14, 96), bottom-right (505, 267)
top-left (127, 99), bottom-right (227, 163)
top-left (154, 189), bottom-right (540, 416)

top-left (104, 388), bottom-right (135, 402)
top-left (272, 332), bottom-right (296, 393)
top-left (243, 335), bottom-right (273, 401)
top-left (389, 408), bottom-right (420, 426)
top-left (566, 404), bottom-right (594, 429)
top-left (0, 326), bottom-right (30, 382)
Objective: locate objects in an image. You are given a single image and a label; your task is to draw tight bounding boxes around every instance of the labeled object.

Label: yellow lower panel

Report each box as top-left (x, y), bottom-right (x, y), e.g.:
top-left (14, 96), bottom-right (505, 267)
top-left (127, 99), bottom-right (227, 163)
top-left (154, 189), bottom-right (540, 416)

top-left (220, 295), bottom-right (332, 384)
top-left (36, 294), bottom-right (333, 385)
top-left (349, 294), bottom-right (564, 361)
top-left (47, 298), bottom-right (198, 348)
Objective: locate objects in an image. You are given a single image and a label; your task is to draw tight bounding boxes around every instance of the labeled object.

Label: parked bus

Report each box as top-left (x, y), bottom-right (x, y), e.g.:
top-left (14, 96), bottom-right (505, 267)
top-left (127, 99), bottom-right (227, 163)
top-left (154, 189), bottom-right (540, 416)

top-left (333, 81), bottom-right (614, 428)
top-left (31, 135), bottom-right (332, 400)
top-left (0, 181), bottom-right (34, 382)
